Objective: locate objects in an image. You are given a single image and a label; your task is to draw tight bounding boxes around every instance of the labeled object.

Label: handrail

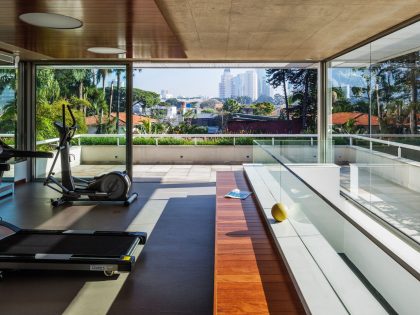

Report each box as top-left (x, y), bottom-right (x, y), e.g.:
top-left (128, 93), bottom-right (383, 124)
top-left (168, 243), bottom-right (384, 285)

top-left (6, 132), bottom-right (417, 155)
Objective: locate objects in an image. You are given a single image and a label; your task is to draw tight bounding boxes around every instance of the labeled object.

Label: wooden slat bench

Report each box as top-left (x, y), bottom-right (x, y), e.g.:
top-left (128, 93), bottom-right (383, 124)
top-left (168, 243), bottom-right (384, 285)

top-left (214, 171), bottom-right (305, 315)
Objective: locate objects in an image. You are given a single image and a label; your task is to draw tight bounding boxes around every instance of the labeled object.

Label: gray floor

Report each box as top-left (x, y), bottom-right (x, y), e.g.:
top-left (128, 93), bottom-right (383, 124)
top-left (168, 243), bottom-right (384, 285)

top-left (0, 165), bottom-right (242, 315)
top-left (340, 167), bottom-right (420, 243)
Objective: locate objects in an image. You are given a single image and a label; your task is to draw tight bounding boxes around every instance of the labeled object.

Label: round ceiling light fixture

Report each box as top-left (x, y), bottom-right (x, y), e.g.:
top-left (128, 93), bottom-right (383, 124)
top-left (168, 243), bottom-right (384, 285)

top-left (87, 47), bottom-right (126, 54)
top-left (19, 12), bottom-right (82, 29)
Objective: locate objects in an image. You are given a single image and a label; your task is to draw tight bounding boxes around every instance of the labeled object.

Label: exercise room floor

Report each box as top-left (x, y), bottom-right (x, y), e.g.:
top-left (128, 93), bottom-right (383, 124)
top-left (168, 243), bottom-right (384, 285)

top-left (0, 165), bottom-right (242, 315)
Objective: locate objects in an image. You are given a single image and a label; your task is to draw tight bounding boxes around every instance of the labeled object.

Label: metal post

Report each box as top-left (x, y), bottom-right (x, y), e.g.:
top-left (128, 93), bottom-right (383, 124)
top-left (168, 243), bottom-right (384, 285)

top-left (317, 61), bottom-right (332, 163)
top-left (398, 147), bottom-right (401, 158)
top-left (233, 136), bottom-right (236, 146)
top-left (126, 63), bottom-right (133, 179)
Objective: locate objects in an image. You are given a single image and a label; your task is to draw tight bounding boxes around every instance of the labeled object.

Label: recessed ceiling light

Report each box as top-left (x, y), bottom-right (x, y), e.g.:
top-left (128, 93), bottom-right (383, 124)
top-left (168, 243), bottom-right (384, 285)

top-left (87, 47), bottom-right (126, 54)
top-left (19, 13), bottom-right (82, 29)
top-left (305, 58), bottom-right (314, 61)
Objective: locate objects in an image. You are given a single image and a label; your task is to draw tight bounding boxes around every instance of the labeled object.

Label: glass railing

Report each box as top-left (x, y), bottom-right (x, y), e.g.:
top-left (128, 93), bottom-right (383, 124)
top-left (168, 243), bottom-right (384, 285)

top-left (252, 140), bottom-right (420, 314)
top-left (333, 134), bottom-right (420, 245)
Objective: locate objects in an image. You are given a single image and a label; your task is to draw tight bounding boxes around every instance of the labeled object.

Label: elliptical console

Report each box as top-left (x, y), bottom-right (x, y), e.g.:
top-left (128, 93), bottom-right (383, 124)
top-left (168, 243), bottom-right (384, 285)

top-left (44, 105), bottom-right (138, 207)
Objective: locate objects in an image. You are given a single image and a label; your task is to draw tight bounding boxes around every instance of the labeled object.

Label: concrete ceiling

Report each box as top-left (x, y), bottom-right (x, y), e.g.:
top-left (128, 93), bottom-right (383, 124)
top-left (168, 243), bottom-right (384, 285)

top-left (0, 0), bottom-right (419, 61)
top-left (156, 0), bottom-right (420, 61)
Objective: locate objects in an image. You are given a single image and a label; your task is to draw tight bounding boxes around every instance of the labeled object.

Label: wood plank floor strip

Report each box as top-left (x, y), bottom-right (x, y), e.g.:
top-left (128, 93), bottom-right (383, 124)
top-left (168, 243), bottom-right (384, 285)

top-left (214, 171), bottom-right (305, 315)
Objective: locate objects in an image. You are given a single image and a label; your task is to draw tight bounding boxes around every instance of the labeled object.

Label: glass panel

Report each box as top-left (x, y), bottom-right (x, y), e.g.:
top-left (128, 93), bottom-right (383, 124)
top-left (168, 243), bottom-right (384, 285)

top-left (252, 140), bottom-right (420, 313)
top-left (0, 65), bottom-right (17, 181)
top-left (328, 21), bottom-right (420, 244)
top-left (131, 67), bottom-right (316, 176)
top-left (35, 65), bottom-right (127, 179)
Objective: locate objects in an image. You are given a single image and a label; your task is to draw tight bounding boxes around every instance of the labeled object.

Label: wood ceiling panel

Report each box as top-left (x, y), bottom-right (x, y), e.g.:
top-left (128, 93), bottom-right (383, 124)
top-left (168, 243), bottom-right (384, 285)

top-left (156, 0), bottom-right (420, 61)
top-left (0, 0), bottom-right (419, 61)
top-left (0, 0), bottom-right (186, 60)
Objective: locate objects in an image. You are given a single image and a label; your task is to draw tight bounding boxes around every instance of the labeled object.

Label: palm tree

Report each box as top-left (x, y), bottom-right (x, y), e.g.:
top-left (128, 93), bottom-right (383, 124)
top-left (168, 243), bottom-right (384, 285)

top-left (71, 69), bottom-right (88, 99)
top-left (113, 69), bottom-right (125, 132)
top-left (86, 87), bottom-right (107, 133)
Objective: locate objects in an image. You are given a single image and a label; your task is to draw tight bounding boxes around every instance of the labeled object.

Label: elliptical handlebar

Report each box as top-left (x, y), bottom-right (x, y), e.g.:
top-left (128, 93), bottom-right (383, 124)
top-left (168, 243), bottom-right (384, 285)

top-left (60, 104), bottom-right (78, 141)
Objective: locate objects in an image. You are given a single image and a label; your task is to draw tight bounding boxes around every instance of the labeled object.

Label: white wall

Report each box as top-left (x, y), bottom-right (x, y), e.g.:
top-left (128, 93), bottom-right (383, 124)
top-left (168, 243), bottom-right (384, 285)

top-left (80, 145), bottom-right (254, 165)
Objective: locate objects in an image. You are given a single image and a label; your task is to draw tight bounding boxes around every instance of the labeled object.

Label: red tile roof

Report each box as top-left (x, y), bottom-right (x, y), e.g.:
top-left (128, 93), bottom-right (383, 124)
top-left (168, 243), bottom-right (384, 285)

top-left (332, 112), bottom-right (379, 126)
top-left (85, 113), bottom-right (156, 126)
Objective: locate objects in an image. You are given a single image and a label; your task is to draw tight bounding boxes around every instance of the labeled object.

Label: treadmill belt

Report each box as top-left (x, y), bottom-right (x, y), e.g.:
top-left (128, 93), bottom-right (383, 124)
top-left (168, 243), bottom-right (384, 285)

top-left (0, 234), bottom-right (137, 257)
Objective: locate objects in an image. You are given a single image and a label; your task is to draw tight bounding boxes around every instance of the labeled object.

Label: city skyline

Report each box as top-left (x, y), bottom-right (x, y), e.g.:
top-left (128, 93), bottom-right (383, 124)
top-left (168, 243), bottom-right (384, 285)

top-left (133, 68), bottom-right (280, 99)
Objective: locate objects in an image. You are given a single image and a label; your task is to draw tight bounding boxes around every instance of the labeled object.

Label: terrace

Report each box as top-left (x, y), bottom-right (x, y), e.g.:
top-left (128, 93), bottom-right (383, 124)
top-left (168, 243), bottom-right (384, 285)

top-left (0, 1), bottom-right (420, 315)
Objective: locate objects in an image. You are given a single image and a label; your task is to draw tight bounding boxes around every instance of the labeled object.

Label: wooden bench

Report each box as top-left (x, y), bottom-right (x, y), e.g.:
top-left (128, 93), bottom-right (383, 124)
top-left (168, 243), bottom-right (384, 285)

top-left (214, 171), bottom-right (305, 315)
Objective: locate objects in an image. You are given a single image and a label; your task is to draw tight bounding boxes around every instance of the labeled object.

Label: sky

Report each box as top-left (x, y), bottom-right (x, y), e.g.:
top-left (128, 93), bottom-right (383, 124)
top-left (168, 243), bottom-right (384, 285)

top-left (133, 68), bottom-right (262, 98)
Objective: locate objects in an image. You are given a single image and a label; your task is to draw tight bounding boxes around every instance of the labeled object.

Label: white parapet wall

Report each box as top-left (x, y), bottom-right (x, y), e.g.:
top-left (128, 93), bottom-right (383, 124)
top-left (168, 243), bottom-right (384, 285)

top-left (80, 145), bottom-right (254, 165)
top-left (36, 146), bottom-right (82, 178)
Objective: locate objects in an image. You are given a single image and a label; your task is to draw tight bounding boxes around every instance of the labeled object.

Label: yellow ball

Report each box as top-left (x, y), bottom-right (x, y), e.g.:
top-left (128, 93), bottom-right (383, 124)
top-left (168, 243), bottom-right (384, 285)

top-left (271, 203), bottom-right (288, 222)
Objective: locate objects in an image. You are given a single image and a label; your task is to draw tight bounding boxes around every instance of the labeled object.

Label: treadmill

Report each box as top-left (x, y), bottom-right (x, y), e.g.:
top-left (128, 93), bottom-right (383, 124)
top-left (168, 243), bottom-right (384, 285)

top-left (0, 140), bottom-right (147, 276)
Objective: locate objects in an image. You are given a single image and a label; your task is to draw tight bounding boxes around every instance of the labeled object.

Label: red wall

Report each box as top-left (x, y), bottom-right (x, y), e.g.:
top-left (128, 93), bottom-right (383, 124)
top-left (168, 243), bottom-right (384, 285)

top-left (227, 119), bottom-right (302, 134)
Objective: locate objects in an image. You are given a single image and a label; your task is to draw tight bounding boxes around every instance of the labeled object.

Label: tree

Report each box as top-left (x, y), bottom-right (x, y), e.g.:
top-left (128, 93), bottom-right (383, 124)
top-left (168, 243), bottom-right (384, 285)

top-left (273, 93), bottom-right (283, 106)
top-left (267, 68), bottom-right (317, 131)
top-left (36, 68), bottom-right (60, 104)
top-left (0, 69), bottom-right (17, 134)
top-left (202, 108), bottom-right (215, 114)
top-left (223, 98), bottom-right (242, 113)
top-left (133, 89), bottom-right (160, 109)
top-left (256, 95), bottom-right (274, 104)
top-left (251, 102), bottom-right (275, 116)
top-left (235, 96), bottom-right (252, 105)
top-left (199, 99), bottom-right (218, 109)
top-left (72, 69), bottom-right (89, 99)
top-left (85, 87), bottom-right (108, 133)
top-left (0, 68), bottom-right (16, 94)
top-left (36, 100), bottom-right (87, 141)
top-left (266, 69), bottom-right (293, 121)
top-left (113, 69), bottom-right (125, 131)
top-left (166, 98), bottom-right (179, 107)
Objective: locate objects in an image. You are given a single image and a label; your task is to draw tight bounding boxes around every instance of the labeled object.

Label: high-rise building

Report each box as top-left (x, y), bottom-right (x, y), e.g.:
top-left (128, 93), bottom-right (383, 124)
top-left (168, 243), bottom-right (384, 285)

top-left (218, 68), bottom-right (233, 99)
top-left (257, 69), bottom-right (273, 98)
top-left (244, 70), bottom-right (258, 101)
top-left (230, 71), bottom-right (258, 101)
top-left (161, 89), bottom-right (173, 100)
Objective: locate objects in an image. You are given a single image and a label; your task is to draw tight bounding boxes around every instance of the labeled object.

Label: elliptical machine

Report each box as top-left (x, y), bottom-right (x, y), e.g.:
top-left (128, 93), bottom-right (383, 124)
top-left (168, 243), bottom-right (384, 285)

top-left (44, 105), bottom-right (138, 207)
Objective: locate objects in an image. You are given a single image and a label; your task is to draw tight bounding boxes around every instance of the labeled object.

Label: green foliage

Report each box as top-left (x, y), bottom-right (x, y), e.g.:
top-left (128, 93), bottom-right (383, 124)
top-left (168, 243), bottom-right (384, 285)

top-left (36, 100), bottom-right (87, 141)
top-left (133, 88), bottom-right (160, 108)
top-left (251, 102), bottom-right (275, 116)
top-left (255, 95), bottom-right (274, 104)
top-left (0, 68), bottom-right (16, 94)
top-left (79, 136), bottom-right (257, 146)
top-left (0, 101), bottom-right (17, 133)
top-left (266, 68), bottom-right (318, 132)
top-left (201, 108), bottom-right (215, 113)
top-left (223, 98), bottom-right (242, 113)
top-left (199, 99), bottom-right (218, 109)
top-left (165, 98), bottom-right (179, 107)
top-left (36, 68), bottom-right (60, 104)
top-left (168, 123), bottom-right (207, 134)
top-left (235, 96), bottom-right (252, 105)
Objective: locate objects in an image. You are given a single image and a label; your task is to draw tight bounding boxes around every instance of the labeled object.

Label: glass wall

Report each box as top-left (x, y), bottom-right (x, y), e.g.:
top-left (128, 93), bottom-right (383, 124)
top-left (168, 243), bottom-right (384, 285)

top-left (130, 66), bottom-right (317, 173)
top-left (328, 22), bottom-right (420, 244)
top-left (0, 65), bottom-right (17, 180)
top-left (0, 66), bottom-right (17, 142)
top-left (35, 65), bottom-right (127, 179)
